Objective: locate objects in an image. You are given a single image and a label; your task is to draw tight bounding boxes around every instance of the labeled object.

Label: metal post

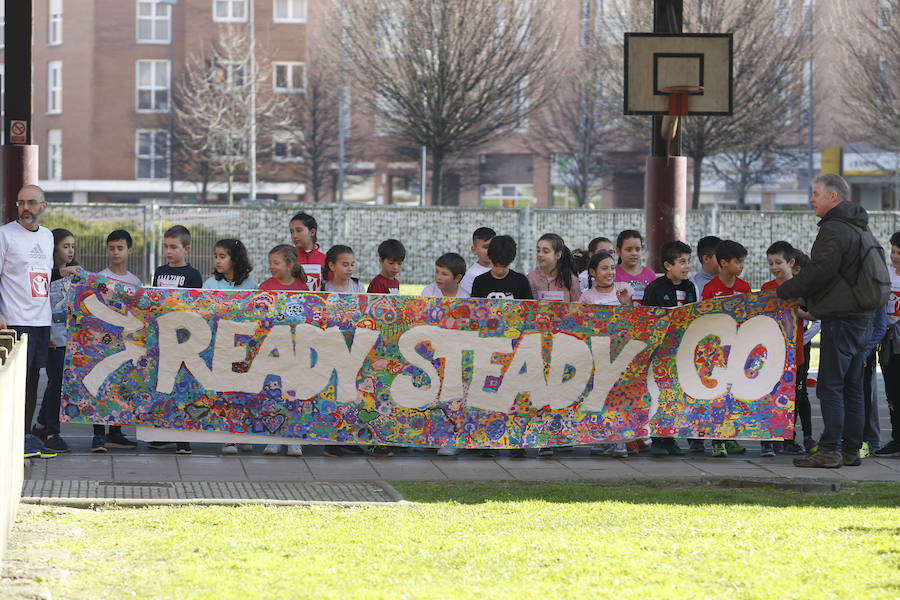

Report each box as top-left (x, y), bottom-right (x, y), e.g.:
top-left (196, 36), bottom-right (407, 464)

top-left (807, 54), bottom-right (815, 199)
top-left (419, 145), bottom-right (426, 206)
top-left (165, 0), bottom-right (178, 205)
top-left (2, 0), bottom-right (37, 225)
top-left (337, 0), bottom-right (347, 204)
top-left (248, 0), bottom-right (257, 202)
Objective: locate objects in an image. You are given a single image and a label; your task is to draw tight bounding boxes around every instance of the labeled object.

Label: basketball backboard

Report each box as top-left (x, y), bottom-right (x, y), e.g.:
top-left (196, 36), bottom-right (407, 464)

top-left (624, 33), bottom-right (733, 116)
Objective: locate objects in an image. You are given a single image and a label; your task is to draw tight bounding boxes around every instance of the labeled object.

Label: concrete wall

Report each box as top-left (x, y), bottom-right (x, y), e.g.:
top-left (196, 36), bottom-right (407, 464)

top-left (0, 331), bottom-right (26, 559)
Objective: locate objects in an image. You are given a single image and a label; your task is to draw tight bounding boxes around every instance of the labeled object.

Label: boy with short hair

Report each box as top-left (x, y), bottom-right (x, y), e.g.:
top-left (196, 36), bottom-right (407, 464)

top-left (702, 239), bottom-right (750, 458)
top-left (91, 229), bottom-right (142, 452)
top-left (642, 241), bottom-right (696, 457)
top-left (149, 225), bottom-right (202, 454)
top-left (471, 235), bottom-right (532, 458)
top-left (470, 235), bottom-right (533, 301)
top-left (99, 229), bottom-right (142, 287)
top-left (691, 235), bottom-right (721, 298)
top-left (702, 240), bottom-right (751, 300)
top-left (459, 227), bottom-right (496, 296)
top-left (422, 252), bottom-right (469, 298)
top-left (367, 238), bottom-right (405, 294)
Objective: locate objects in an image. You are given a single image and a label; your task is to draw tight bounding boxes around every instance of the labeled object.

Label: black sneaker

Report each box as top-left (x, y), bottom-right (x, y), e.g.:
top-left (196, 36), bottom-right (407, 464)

top-left (342, 445), bottom-right (365, 455)
top-left (91, 435), bottom-right (108, 453)
top-left (323, 445), bottom-right (345, 457)
top-left (44, 434), bottom-right (71, 453)
top-left (147, 441), bottom-right (175, 450)
top-left (31, 424), bottom-right (48, 442)
top-left (105, 431), bottom-right (138, 449)
top-left (175, 442), bottom-right (192, 455)
top-left (874, 440), bottom-right (899, 456)
top-left (510, 449), bottom-right (527, 458)
top-left (479, 449), bottom-right (498, 458)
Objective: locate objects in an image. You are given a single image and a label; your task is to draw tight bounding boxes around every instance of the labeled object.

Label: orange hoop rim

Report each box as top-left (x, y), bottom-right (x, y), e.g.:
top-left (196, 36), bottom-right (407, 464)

top-left (658, 85), bottom-right (705, 95)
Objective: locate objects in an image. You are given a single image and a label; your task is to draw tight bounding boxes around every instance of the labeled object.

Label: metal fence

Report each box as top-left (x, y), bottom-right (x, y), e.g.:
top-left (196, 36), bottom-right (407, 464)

top-left (41, 203), bottom-right (900, 289)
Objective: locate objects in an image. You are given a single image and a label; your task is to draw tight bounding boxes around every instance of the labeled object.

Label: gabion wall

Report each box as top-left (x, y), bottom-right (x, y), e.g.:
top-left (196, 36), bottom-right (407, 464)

top-left (43, 203), bottom-right (900, 289)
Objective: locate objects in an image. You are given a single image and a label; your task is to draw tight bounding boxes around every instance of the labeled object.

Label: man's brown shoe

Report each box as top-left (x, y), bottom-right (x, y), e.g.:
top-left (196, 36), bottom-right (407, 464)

top-left (841, 451), bottom-right (861, 466)
top-left (794, 449), bottom-right (842, 468)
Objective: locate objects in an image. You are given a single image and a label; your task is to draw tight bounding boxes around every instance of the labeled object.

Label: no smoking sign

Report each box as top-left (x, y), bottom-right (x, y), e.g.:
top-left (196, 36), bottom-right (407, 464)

top-left (10, 120), bottom-right (27, 144)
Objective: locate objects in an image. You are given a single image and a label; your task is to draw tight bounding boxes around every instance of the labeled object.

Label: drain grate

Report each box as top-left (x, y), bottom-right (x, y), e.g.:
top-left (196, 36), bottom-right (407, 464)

top-left (22, 480), bottom-right (402, 505)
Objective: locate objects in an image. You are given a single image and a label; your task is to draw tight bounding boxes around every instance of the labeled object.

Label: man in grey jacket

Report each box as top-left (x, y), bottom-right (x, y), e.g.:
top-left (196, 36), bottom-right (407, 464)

top-left (778, 174), bottom-right (875, 468)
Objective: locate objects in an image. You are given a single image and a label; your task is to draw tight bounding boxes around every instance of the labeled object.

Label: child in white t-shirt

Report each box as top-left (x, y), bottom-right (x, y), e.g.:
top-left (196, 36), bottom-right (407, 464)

top-left (422, 252), bottom-right (469, 299)
top-left (459, 227), bottom-right (495, 296)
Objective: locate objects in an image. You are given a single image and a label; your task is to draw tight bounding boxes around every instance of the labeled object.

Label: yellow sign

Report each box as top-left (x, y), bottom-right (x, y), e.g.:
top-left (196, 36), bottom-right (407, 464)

top-left (820, 147), bottom-right (842, 175)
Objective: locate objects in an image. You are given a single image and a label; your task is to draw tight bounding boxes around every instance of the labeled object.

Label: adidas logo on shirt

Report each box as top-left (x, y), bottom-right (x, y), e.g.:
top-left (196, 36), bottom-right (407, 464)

top-left (29, 244), bottom-right (48, 260)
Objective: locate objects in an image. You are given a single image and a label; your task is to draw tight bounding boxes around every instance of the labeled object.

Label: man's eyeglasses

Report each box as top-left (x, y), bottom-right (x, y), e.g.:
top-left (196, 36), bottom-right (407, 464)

top-left (16, 199), bottom-right (43, 209)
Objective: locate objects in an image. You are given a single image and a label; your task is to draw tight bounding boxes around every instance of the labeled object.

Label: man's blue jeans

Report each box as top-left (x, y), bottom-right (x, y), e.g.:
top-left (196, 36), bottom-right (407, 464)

top-left (817, 316), bottom-right (874, 452)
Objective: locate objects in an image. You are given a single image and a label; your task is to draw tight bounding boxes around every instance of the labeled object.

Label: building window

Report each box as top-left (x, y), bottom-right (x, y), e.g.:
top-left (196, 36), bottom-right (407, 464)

top-left (773, 66), bottom-right (792, 125)
top-left (340, 84), bottom-right (352, 138)
top-left (774, 0), bottom-right (792, 36)
top-left (481, 184), bottom-right (535, 207)
top-left (580, 0), bottom-right (591, 47)
top-left (48, 0), bottom-right (63, 45)
top-left (213, 0), bottom-right (247, 22)
top-left (510, 79), bottom-right (528, 133)
top-left (48, 129), bottom-right (62, 180)
top-left (137, 0), bottom-right (172, 43)
top-left (373, 92), bottom-right (395, 136)
top-left (274, 0), bottom-right (306, 23)
top-left (136, 59), bottom-right (170, 112)
top-left (272, 132), bottom-right (302, 162)
top-left (214, 61), bottom-right (246, 89)
top-left (375, 4), bottom-right (404, 58)
top-left (212, 134), bottom-right (246, 160)
top-left (273, 62), bottom-right (305, 93)
top-left (878, 0), bottom-right (892, 29)
top-left (801, 0), bottom-right (814, 36)
top-left (47, 61), bottom-right (63, 113)
top-left (596, 0), bottom-right (628, 46)
top-left (0, 3), bottom-right (5, 49)
top-left (136, 130), bottom-right (169, 179)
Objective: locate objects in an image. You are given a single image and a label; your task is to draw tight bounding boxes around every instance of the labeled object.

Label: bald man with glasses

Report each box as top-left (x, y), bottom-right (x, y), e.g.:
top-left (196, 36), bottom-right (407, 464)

top-left (0, 185), bottom-right (58, 459)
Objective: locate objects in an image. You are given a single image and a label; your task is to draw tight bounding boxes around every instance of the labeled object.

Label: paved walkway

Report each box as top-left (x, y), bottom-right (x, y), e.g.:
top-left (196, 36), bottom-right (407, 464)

top-left (20, 370), bottom-right (900, 505)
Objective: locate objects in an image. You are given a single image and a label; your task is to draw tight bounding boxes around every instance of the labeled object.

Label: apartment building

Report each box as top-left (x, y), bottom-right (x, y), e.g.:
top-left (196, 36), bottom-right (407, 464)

top-left (0, 0), bottom-right (896, 209)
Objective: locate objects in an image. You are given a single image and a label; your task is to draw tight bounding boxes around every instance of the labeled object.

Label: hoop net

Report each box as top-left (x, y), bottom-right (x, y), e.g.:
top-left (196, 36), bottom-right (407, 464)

top-left (659, 85), bottom-right (705, 117)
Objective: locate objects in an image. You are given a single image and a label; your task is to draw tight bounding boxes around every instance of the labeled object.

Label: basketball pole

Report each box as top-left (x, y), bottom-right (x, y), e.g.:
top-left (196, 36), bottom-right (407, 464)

top-left (1, 0), bottom-right (39, 225)
top-left (644, 0), bottom-right (688, 272)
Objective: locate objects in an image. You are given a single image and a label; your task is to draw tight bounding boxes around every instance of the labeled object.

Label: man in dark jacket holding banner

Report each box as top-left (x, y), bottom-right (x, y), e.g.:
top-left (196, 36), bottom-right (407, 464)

top-left (778, 174), bottom-right (882, 468)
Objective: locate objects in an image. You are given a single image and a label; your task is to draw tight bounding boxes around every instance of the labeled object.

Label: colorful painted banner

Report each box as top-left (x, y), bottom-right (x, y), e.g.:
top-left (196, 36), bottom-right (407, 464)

top-left (61, 272), bottom-right (798, 447)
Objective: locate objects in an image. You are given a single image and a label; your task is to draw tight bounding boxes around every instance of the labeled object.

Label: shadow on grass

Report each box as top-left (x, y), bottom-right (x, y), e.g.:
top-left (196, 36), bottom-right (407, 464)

top-left (391, 480), bottom-right (900, 508)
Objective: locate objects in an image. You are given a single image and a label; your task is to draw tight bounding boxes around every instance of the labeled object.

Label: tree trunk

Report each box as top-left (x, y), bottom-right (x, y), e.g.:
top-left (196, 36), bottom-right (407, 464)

top-left (577, 155), bottom-right (589, 207)
top-left (227, 171), bottom-right (234, 206)
top-left (691, 155), bottom-right (703, 210)
top-left (201, 161), bottom-right (209, 204)
top-left (735, 177), bottom-right (747, 210)
top-left (430, 150), bottom-right (443, 206)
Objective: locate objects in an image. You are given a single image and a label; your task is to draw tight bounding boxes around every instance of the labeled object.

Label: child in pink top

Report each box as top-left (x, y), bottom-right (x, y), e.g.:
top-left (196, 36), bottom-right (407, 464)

top-left (579, 252), bottom-right (633, 307)
top-left (258, 244), bottom-right (308, 292)
top-left (613, 229), bottom-right (655, 305)
top-left (527, 233), bottom-right (581, 303)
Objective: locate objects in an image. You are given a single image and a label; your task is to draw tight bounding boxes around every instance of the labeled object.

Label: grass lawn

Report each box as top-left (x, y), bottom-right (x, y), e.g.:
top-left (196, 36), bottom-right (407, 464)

top-left (6, 482), bottom-right (900, 599)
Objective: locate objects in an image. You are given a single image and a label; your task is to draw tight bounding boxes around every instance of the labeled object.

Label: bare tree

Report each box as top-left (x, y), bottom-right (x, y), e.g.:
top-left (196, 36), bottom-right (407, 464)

top-left (529, 34), bottom-right (643, 207)
top-left (838, 0), bottom-right (900, 209)
top-left (333, 0), bottom-right (563, 205)
top-left (276, 59), bottom-right (348, 203)
top-left (677, 1), bottom-right (809, 209)
top-left (174, 26), bottom-right (289, 205)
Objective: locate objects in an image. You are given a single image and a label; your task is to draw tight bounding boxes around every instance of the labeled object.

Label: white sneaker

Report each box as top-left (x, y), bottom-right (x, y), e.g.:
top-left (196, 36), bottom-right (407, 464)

top-left (221, 443), bottom-right (238, 455)
top-left (238, 444), bottom-right (253, 453)
top-left (612, 442), bottom-right (628, 458)
top-left (286, 444), bottom-right (303, 457)
top-left (263, 444), bottom-right (280, 456)
top-left (436, 447), bottom-right (460, 456)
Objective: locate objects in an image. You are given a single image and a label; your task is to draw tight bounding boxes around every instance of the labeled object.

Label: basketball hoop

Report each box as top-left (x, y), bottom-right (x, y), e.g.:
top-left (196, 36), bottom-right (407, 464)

top-left (658, 85), bottom-right (705, 117)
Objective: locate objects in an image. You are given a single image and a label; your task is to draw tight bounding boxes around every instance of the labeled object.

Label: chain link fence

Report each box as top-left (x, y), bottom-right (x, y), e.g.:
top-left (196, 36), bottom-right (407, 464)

top-left (41, 203), bottom-right (900, 289)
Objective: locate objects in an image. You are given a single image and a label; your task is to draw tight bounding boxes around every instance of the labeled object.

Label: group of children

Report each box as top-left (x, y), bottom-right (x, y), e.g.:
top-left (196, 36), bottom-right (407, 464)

top-left (29, 211), bottom-right (900, 464)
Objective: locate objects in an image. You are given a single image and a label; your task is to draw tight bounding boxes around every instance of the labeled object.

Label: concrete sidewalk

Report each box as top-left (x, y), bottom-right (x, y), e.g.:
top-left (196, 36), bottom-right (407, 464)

top-left (22, 441), bottom-right (900, 505)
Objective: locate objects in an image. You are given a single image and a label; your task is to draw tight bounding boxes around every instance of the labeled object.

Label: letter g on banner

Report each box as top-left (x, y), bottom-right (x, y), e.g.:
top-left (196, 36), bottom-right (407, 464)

top-left (676, 314), bottom-right (786, 401)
